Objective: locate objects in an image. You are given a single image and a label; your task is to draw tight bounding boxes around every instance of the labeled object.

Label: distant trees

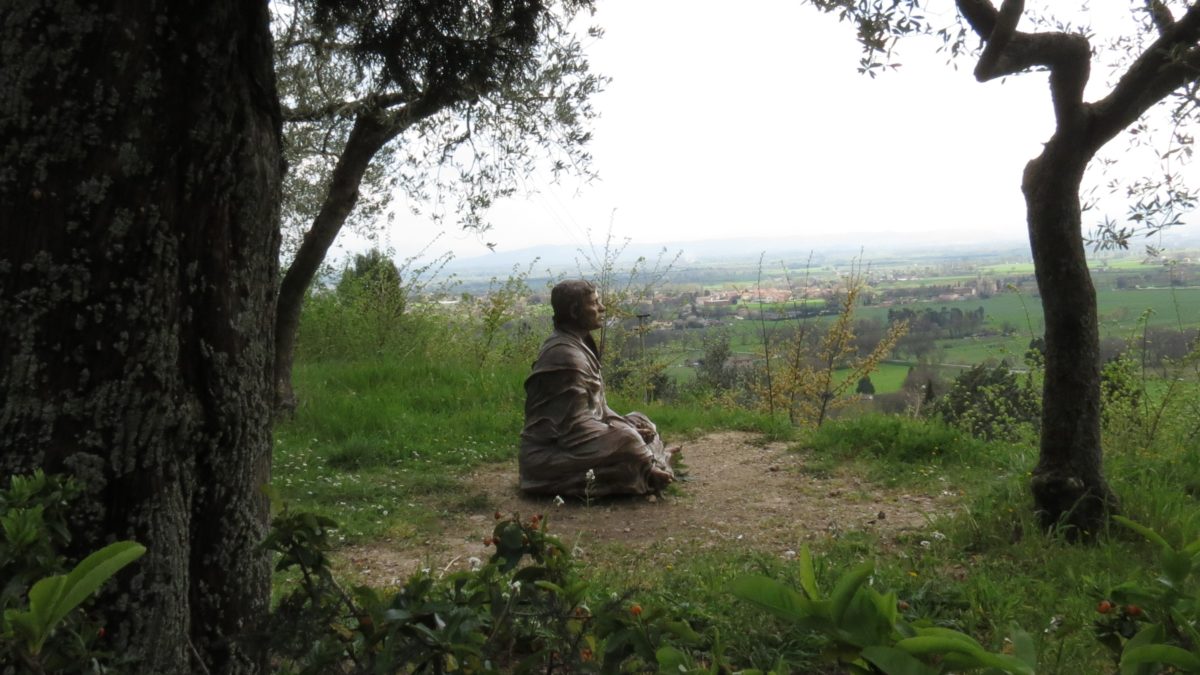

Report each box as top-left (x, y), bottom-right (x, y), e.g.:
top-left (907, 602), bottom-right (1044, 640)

top-left (697, 335), bottom-right (739, 393)
top-left (887, 306), bottom-right (986, 359)
top-left (887, 306), bottom-right (986, 340)
top-left (856, 376), bottom-right (876, 396)
top-left (808, 0), bottom-right (1200, 534)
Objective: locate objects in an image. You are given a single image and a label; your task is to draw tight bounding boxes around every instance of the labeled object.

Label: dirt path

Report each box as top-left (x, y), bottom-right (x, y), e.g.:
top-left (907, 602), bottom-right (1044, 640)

top-left (340, 432), bottom-right (954, 585)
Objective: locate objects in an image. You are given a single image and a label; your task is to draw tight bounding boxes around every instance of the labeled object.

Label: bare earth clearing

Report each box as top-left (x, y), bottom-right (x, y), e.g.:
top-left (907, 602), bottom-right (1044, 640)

top-left (341, 432), bottom-right (956, 586)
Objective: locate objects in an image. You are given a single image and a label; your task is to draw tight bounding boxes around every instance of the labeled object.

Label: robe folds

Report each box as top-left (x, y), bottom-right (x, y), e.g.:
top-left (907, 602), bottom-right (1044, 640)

top-left (519, 328), bottom-right (671, 496)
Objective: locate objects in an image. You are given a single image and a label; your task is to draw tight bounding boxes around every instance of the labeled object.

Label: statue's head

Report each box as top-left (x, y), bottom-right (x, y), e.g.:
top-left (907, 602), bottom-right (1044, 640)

top-left (551, 280), bottom-right (604, 331)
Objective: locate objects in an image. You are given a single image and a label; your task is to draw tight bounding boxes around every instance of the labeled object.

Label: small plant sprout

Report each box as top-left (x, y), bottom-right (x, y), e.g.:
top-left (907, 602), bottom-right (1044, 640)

top-left (584, 468), bottom-right (597, 507)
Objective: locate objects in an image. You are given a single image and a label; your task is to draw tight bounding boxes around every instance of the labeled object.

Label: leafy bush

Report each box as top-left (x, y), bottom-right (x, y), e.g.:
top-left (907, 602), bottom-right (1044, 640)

top-left (1091, 517), bottom-right (1200, 674)
top-left (933, 362), bottom-right (1039, 442)
top-left (1, 472), bottom-right (144, 674)
top-left (262, 507), bottom-right (707, 674)
top-left (732, 546), bottom-right (1035, 674)
top-left (296, 247), bottom-right (453, 364)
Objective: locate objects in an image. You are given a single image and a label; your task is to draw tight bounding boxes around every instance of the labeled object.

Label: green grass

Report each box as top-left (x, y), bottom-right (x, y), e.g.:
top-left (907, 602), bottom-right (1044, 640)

top-left (866, 362), bottom-right (910, 392)
top-left (1097, 287), bottom-right (1200, 330)
top-left (272, 357), bottom-right (527, 541)
top-left (273, 354), bottom-right (788, 541)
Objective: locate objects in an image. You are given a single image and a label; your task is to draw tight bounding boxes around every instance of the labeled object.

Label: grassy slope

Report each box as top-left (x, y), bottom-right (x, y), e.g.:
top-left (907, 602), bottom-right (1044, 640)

top-left (274, 344), bottom-right (1200, 672)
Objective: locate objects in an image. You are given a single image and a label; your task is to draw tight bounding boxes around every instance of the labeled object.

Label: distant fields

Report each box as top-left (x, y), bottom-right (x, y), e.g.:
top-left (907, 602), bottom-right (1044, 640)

top-left (657, 284), bottom-right (1198, 394)
top-left (858, 287), bottom-right (1200, 334)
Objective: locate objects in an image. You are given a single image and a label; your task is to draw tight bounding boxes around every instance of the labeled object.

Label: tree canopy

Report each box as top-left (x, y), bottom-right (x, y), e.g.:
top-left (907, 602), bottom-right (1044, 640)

top-left (271, 0), bottom-right (604, 408)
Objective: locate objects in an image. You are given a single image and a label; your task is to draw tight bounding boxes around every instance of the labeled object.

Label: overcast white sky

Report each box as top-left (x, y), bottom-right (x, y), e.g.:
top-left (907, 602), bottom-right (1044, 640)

top-left (373, 1), bottom-right (1200, 261)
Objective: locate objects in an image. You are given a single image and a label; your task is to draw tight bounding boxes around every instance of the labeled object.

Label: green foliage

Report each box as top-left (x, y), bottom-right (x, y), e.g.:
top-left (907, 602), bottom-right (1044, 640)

top-left (1, 471), bottom-right (80, 605)
top-left (694, 332), bottom-right (740, 394)
top-left (297, 248), bottom-right (453, 364)
top-left (264, 507), bottom-right (708, 674)
top-left (274, 0), bottom-right (603, 255)
top-left (759, 260), bottom-right (907, 427)
top-left (933, 362), bottom-right (1039, 442)
top-left (1091, 517), bottom-right (1200, 674)
top-left (857, 375), bottom-right (876, 396)
top-left (5, 543), bottom-right (145, 658)
top-left (1099, 313), bottom-right (1200, 455)
top-left (1101, 354), bottom-right (1142, 431)
top-left (731, 547), bottom-right (1034, 674)
top-left (463, 262), bottom-right (541, 368)
top-left (1, 472), bottom-right (144, 674)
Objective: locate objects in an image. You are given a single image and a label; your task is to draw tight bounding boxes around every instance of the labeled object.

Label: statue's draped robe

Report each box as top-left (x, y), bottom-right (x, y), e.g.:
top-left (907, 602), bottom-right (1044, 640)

top-left (520, 328), bottom-right (670, 496)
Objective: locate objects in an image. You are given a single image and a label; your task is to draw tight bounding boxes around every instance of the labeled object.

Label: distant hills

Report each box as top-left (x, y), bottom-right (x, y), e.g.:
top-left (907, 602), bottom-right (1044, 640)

top-left (441, 228), bottom-right (1200, 279)
top-left (444, 233), bottom-right (1029, 278)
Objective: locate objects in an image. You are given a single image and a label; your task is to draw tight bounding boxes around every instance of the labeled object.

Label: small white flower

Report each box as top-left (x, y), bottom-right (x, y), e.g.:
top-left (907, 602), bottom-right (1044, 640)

top-left (1045, 615), bottom-right (1063, 634)
top-left (553, 495), bottom-right (565, 507)
top-left (919, 540), bottom-right (931, 548)
top-left (510, 580), bottom-right (522, 591)
top-left (931, 531), bottom-right (946, 541)
top-left (585, 469), bottom-right (596, 482)
top-left (468, 556), bottom-right (482, 571)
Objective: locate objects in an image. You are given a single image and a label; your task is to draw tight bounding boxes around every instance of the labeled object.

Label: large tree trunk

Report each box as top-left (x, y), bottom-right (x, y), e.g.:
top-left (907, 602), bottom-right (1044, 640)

top-left (0, 2), bottom-right (281, 673)
top-left (274, 113), bottom-right (397, 411)
top-left (1023, 132), bottom-right (1119, 536)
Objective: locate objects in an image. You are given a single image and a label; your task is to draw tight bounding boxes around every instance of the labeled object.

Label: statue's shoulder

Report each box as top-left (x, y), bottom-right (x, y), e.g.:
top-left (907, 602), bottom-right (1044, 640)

top-left (534, 330), bottom-right (592, 370)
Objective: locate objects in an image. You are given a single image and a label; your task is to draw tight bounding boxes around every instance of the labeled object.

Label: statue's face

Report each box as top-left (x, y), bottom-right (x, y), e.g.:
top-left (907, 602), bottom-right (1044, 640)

top-left (574, 291), bottom-right (605, 331)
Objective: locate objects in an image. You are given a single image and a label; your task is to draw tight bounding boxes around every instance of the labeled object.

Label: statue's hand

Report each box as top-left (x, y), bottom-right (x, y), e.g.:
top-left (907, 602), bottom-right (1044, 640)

top-left (649, 464), bottom-right (674, 490)
top-left (636, 425), bottom-right (656, 443)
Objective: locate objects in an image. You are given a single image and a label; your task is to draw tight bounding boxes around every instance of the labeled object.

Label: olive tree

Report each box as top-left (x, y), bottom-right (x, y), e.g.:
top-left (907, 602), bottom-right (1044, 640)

top-left (272, 0), bottom-right (603, 409)
top-left (810, 0), bottom-right (1200, 534)
top-left (1, 2), bottom-right (281, 672)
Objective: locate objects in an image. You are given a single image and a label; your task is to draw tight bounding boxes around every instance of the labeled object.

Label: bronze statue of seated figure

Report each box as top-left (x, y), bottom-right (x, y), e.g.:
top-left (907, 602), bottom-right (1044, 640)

top-left (519, 280), bottom-right (677, 497)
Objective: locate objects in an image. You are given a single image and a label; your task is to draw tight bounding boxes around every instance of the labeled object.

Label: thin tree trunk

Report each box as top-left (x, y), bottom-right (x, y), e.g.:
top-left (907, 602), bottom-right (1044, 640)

top-left (1023, 135), bottom-right (1119, 536)
top-left (274, 113), bottom-right (397, 411)
top-left (0, 2), bottom-right (281, 672)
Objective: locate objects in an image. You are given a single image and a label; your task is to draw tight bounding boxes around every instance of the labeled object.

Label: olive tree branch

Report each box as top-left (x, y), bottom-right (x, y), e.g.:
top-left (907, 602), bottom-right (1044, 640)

top-left (1089, 4), bottom-right (1200, 150)
top-left (958, 0), bottom-right (1092, 126)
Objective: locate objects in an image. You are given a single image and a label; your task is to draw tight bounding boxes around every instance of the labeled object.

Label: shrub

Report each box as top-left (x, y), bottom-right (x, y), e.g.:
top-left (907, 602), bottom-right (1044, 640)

top-left (933, 362), bottom-right (1039, 442)
top-left (1, 472), bottom-right (144, 674)
top-left (261, 507), bottom-right (707, 674)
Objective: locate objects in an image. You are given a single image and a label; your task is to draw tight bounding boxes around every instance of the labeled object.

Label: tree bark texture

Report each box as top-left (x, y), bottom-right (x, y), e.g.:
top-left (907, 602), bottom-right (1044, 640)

top-left (0, 2), bottom-right (281, 673)
top-left (1022, 133), bottom-right (1119, 535)
top-left (952, 0), bottom-right (1166, 535)
top-left (274, 113), bottom-right (398, 411)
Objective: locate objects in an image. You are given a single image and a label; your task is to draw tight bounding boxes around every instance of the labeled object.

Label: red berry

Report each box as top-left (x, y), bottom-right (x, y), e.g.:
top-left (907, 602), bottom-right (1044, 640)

top-left (494, 511), bottom-right (503, 520)
top-left (1097, 600), bottom-right (1114, 614)
top-left (630, 604), bottom-right (643, 617)
top-left (1125, 604), bottom-right (1143, 617)
top-left (484, 537), bottom-right (494, 546)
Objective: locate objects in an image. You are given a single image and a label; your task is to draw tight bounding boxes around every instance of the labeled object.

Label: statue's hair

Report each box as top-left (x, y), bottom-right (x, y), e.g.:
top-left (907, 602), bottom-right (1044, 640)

top-left (551, 279), bottom-right (596, 327)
